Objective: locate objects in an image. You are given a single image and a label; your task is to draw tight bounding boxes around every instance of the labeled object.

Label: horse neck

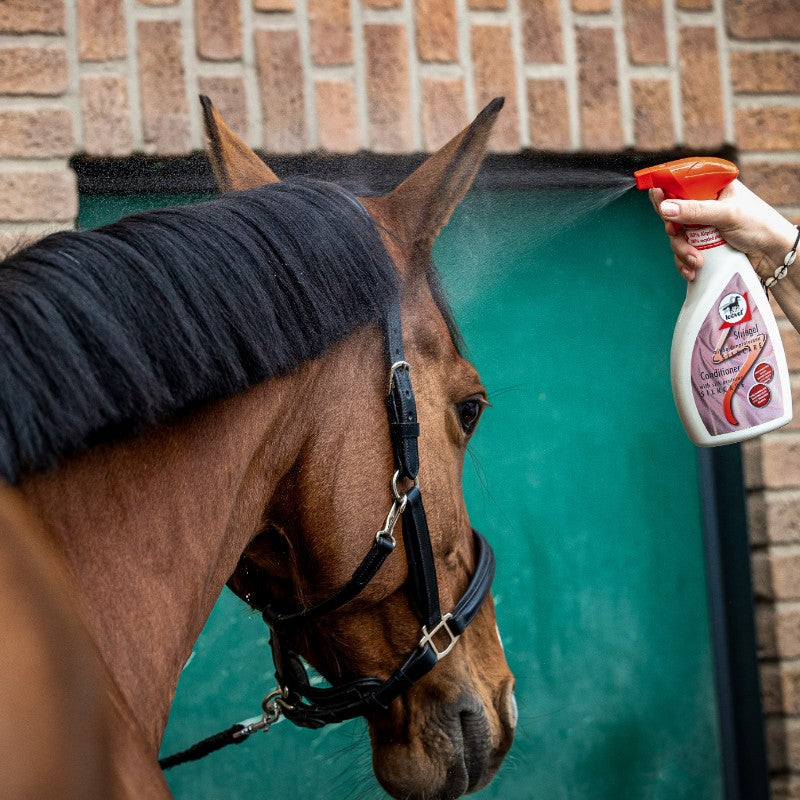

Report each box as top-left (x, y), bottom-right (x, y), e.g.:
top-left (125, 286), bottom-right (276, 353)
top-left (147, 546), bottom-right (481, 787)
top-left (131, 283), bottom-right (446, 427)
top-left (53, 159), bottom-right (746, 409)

top-left (18, 366), bottom-right (318, 752)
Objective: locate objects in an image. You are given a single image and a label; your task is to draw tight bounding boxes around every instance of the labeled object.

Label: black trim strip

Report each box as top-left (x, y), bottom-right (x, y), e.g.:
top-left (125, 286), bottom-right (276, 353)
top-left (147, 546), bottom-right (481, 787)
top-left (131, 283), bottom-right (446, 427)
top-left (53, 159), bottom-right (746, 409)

top-left (71, 146), bottom-right (738, 196)
top-left (699, 445), bottom-right (769, 800)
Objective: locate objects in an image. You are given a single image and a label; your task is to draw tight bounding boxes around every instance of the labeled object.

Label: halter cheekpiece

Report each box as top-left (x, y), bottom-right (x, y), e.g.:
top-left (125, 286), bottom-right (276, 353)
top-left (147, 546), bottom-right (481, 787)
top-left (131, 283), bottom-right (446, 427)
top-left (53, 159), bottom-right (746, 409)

top-left (258, 299), bottom-right (496, 728)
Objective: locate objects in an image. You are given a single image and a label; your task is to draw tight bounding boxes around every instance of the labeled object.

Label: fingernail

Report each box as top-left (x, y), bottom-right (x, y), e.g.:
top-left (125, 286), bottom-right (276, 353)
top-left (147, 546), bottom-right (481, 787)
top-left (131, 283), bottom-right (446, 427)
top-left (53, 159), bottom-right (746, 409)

top-left (687, 254), bottom-right (697, 267)
top-left (681, 267), bottom-right (693, 280)
top-left (661, 201), bottom-right (679, 217)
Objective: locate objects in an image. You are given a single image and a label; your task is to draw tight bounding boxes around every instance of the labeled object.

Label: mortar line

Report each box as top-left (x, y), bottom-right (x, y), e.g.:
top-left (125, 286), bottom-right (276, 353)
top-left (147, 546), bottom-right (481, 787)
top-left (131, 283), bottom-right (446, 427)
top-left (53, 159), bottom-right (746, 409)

top-left (711, 0), bottom-right (735, 145)
top-left (610, 0), bottom-right (632, 148)
top-left (663, 0), bottom-right (682, 146)
top-left (125, 0), bottom-right (143, 152)
top-left (62, 0), bottom-right (82, 155)
top-left (560, 0), bottom-right (580, 151)
top-left (507, 0), bottom-right (528, 148)
top-left (456, 0), bottom-right (475, 119)
top-left (179, 0), bottom-right (202, 151)
top-left (403, 0), bottom-right (422, 152)
top-left (239, 0), bottom-right (262, 148)
top-left (350, 0), bottom-right (369, 151)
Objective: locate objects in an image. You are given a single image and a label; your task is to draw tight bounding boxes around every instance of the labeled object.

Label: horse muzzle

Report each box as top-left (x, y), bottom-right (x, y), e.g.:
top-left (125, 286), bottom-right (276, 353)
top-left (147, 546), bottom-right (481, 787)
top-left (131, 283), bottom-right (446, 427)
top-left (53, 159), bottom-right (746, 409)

top-left (370, 681), bottom-right (516, 800)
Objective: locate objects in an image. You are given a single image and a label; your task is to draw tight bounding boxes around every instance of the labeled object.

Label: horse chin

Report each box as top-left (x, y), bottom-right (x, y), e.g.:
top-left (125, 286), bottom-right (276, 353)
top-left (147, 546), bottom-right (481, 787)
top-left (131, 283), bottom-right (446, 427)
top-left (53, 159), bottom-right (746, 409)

top-left (368, 688), bottom-right (515, 800)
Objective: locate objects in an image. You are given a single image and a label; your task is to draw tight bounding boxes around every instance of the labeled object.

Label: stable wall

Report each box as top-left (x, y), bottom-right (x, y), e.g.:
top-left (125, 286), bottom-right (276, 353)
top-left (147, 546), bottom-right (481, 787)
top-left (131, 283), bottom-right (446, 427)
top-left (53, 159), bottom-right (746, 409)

top-left (2, 0), bottom-right (800, 795)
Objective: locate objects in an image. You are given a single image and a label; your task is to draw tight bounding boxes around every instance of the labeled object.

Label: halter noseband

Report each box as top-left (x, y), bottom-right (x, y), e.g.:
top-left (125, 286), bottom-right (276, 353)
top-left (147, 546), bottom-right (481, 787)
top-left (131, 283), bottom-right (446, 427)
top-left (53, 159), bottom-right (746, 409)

top-left (236, 300), bottom-right (496, 729)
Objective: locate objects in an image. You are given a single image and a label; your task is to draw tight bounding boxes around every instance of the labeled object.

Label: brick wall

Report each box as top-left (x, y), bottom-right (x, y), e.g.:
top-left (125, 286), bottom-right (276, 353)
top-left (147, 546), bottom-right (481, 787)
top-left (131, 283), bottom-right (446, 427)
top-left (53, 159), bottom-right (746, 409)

top-left (2, 0), bottom-right (800, 793)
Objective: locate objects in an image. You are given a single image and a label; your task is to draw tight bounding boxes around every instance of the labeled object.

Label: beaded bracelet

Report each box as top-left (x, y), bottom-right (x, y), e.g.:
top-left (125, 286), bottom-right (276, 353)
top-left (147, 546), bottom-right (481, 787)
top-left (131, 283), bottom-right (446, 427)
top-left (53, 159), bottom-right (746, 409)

top-left (764, 224), bottom-right (800, 289)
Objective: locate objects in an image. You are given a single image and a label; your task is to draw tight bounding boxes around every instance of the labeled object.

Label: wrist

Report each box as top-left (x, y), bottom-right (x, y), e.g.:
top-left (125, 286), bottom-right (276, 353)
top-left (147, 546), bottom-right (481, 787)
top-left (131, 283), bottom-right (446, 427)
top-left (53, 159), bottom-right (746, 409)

top-left (764, 217), bottom-right (800, 272)
top-left (762, 221), bottom-right (800, 289)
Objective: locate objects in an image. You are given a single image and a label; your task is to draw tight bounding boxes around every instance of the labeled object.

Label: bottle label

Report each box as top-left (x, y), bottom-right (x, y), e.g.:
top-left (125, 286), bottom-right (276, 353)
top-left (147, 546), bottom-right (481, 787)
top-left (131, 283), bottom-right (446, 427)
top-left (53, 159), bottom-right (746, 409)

top-left (691, 274), bottom-right (784, 435)
top-left (686, 225), bottom-right (725, 250)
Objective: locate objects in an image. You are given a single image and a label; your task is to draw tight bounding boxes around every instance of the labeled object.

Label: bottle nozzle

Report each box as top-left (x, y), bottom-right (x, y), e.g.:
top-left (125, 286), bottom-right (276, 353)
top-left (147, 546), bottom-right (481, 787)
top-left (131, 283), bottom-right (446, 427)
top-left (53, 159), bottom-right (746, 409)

top-left (634, 157), bottom-right (739, 200)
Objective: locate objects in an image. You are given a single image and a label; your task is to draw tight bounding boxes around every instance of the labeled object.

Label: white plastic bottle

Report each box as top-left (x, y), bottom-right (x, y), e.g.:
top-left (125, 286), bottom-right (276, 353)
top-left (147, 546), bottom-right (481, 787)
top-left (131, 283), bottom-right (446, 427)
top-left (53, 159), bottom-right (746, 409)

top-left (636, 157), bottom-right (792, 447)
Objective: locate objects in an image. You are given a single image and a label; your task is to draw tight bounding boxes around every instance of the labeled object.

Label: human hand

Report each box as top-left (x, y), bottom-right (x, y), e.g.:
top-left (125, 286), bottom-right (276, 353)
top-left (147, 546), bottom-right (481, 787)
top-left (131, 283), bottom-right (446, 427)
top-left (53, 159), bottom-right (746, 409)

top-left (649, 179), bottom-right (798, 282)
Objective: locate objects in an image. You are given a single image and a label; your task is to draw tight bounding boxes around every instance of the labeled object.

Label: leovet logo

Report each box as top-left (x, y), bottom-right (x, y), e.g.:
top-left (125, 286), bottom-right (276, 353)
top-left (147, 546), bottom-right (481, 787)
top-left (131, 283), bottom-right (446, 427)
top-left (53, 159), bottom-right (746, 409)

top-left (718, 292), bottom-right (751, 329)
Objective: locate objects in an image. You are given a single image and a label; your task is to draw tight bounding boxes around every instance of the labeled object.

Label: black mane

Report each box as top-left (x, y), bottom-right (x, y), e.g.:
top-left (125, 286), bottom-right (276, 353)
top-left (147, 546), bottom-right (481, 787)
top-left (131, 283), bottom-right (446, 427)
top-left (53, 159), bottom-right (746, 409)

top-left (0, 178), bottom-right (398, 483)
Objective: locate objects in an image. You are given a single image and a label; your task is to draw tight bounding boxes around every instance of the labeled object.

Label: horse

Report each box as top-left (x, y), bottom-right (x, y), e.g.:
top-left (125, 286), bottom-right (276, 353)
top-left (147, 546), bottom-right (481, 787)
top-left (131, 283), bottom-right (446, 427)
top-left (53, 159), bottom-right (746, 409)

top-left (0, 95), bottom-right (516, 799)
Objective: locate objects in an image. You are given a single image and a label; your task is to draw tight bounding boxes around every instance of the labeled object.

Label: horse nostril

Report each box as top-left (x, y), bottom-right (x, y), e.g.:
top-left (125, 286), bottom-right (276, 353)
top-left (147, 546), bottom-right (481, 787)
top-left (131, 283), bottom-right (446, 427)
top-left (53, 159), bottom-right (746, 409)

top-left (459, 706), bottom-right (491, 790)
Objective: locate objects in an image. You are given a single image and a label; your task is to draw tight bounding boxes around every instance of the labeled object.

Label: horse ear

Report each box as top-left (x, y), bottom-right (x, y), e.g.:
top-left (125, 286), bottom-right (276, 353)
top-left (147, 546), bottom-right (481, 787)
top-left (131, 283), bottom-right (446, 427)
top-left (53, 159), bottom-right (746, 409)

top-left (200, 95), bottom-right (280, 191)
top-left (369, 97), bottom-right (504, 259)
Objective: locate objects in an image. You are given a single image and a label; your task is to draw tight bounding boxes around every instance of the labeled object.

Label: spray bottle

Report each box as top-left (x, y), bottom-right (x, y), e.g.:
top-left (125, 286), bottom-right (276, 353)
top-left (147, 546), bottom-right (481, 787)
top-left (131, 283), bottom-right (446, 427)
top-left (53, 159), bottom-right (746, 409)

top-left (635, 156), bottom-right (792, 447)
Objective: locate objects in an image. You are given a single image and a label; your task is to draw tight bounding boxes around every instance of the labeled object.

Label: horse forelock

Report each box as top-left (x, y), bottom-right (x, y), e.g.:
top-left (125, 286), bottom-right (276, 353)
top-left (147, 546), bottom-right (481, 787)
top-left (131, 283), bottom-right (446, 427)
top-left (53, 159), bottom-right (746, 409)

top-left (0, 178), bottom-right (399, 483)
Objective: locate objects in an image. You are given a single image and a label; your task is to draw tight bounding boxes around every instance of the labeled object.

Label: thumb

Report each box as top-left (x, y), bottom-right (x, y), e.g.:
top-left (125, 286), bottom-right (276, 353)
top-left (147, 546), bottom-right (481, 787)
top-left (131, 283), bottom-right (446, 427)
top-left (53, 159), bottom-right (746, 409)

top-left (659, 197), bottom-right (730, 228)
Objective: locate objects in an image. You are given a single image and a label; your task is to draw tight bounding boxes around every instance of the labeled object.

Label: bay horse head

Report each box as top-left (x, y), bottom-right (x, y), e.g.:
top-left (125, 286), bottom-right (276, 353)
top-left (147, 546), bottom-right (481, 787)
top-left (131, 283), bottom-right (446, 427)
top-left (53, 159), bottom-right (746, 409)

top-left (204, 98), bottom-right (516, 797)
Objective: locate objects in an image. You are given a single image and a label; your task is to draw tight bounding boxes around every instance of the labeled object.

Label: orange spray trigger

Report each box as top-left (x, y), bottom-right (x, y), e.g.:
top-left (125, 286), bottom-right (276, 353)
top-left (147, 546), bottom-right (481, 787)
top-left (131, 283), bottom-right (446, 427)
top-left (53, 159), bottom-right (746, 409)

top-left (634, 157), bottom-right (739, 200)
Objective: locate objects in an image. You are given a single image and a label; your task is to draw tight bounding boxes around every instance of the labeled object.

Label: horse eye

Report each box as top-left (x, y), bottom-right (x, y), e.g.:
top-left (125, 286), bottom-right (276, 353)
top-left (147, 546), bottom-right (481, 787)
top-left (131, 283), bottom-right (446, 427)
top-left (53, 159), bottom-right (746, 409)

top-left (458, 398), bottom-right (484, 434)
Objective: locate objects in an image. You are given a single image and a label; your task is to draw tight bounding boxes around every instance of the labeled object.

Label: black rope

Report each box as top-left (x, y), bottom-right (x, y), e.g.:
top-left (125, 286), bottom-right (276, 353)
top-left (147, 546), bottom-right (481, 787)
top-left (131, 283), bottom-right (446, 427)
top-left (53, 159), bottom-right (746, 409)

top-left (159, 723), bottom-right (249, 770)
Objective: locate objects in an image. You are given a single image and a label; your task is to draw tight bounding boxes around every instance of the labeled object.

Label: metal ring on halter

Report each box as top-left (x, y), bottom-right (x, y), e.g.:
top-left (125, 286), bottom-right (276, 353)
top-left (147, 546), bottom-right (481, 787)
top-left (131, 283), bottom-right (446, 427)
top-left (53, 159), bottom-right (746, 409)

top-left (388, 360), bottom-right (410, 393)
top-left (391, 469), bottom-right (420, 503)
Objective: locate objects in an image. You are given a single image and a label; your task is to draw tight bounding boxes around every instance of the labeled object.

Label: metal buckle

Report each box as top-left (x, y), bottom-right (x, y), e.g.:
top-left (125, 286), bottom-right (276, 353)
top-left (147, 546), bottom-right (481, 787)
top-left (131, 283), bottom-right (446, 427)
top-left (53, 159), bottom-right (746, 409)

top-left (388, 360), bottom-right (410, 394)
top-left (420, 613), bottom-right (459, 661)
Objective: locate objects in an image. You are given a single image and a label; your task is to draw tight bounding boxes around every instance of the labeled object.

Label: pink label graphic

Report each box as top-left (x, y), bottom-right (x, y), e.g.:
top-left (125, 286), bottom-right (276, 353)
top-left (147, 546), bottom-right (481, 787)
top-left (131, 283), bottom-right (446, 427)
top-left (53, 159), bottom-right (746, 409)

top-left (691, 274), bottom-right (784, 436)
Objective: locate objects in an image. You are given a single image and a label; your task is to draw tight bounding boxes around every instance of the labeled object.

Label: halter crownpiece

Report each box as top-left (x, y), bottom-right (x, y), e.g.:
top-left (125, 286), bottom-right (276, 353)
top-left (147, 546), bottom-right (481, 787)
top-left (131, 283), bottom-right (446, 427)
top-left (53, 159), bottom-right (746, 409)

top-left (251, 298), bottom-right (496, 729)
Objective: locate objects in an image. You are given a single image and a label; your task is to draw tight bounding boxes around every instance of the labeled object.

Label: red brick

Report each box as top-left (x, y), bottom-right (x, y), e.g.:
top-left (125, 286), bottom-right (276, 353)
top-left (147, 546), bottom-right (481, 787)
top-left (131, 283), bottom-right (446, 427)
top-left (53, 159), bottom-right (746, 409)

top-left (757, 602), bottom-right (800, 659)
top-left (77, 0), bottom-right (126, 61)
top-left (309, 0), bottom-right (353, 66)
top-left (471, 25), bottom-right (519, 152)
top-left (253, 0), bottom-right (294, 8)
top-left (745, 434), bottom-right (800, 490)
top-left (0, 170), bottom-right (77, 222)
top-left (678, 27), bottom-right (724, 149)
top-left (527, 79), bottom-right (570, 151)
top-left (631, 78), bottom-right (674, 150)
top-left (782, 319), bottom-right (800, 369)
top-left (416, 0), bottom-right (457, 63)
top-left (137, 20), bottom-right (190, 154)
top-left (196, 0), bottom-right (242, 61)
top-left (315, 80), bottom-right (360, 153)
top-left (624, 0), bottom-right (666, 65)
top-left (362, 0), bottom-right (401, 7)
top-left (469, 0), bottom-right (506, 7)
top-left (197, 76), bottom-right (249, 142)
top-left (421, 77), bottom-right (467, 152)
top-left (255, 28), bottom-right (307, 153)
top-left (520, 0), bottom-right (563, 63)
top-left (576, 27), bottom-right (623, 151)
top-left (140, 0), bottom-right (180, 4)
top-left (0, 0), bottom-right (64, 33)
top-left (81, 75), bottom-right (133, 156)
top-left (726, 0), bottom-right (800, 40)
top-left (764, 716), bottom-right (800, 772)
top-left (0, 47), bottom-right (68, 96)
top-left (772, 775), bottom-right (800, 800)
top-left (742, 161), bottom-right (800, 208)
top-left (753, 547), bottom-right (800, 600)
top-left (0, 109), bottom-right (74, 158)
top-left (677, 0), bottom-right (710, 7)
top-left (731, 51), bottom-right (800, 94)
top-left (736, 107), bottom-right (800, 152)
top-left (572, 0), bottom-right (610, 9)
top-left (759, 662), bottom-right (800, 719)
top-left (364, 24), bottom-right (412, 153)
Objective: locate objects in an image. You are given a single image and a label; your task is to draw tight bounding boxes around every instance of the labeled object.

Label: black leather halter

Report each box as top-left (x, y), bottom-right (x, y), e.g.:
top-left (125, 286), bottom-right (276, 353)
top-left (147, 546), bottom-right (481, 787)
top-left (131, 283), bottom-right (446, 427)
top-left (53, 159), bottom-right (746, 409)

top-left (240, 300), bottom-right (496, 729)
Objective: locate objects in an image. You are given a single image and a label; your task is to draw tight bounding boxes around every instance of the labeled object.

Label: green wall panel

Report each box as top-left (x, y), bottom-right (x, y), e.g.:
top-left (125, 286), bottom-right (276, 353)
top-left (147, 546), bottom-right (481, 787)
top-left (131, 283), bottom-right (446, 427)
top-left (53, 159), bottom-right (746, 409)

top-left (79, 187), bottom-right (722, 799)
